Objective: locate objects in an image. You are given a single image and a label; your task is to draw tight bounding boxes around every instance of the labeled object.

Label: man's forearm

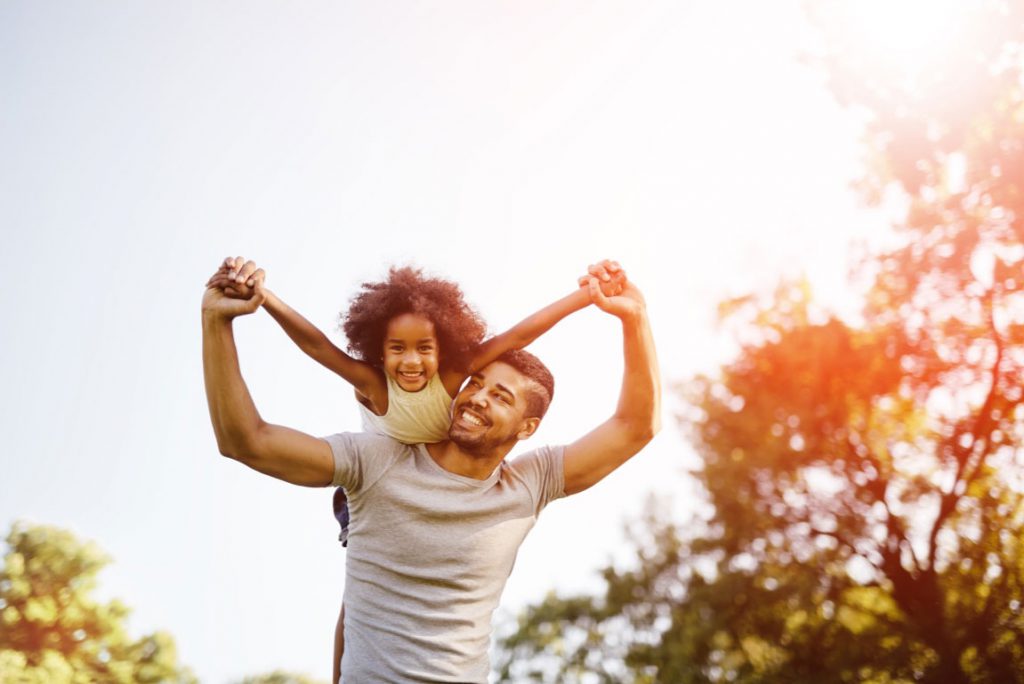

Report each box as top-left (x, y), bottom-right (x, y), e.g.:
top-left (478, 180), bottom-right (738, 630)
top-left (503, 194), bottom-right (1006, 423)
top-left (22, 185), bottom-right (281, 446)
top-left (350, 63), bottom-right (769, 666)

top-left (614, 308), bottom-right (661, 440)
top-left (560, 302), bottom-right (660, 495)
top-left (202, 312), bottom-right (263, 457)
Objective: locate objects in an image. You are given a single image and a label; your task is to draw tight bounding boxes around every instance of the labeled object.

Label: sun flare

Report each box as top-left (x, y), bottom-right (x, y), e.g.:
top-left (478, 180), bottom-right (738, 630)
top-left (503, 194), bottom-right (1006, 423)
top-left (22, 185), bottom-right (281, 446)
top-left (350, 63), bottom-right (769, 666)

top-left (833, 0), bottom-right (973, 75)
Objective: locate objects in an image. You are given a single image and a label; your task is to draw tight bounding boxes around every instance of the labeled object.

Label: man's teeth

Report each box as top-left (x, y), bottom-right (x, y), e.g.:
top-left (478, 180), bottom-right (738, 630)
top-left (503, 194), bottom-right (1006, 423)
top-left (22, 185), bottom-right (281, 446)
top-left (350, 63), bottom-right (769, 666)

top-left (461, 411), bottom-right (485, 426)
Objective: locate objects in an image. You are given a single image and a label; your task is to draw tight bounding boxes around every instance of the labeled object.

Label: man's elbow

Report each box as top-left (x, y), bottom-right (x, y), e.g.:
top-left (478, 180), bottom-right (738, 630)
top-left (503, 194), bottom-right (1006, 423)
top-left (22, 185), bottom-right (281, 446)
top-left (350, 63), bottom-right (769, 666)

top-left (215, 426), bottom-right (264, 465)
top-left (216, 439), bottom-right (248, 464)
top-left (630, 413), bottom-right (661, 447)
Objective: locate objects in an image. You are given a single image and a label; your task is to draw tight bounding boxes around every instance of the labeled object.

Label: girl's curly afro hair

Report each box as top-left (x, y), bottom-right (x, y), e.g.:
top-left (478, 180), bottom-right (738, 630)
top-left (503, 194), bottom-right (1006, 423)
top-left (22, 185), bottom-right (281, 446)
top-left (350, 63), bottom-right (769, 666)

top-left (342, 266), bottom-right (488, 373)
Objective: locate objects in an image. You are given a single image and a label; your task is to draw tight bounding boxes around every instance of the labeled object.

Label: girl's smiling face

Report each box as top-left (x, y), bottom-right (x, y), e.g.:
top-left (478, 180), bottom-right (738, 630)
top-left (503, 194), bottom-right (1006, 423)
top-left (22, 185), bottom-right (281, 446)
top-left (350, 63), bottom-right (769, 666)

top-left (382, 313), bottom-right (440, 392)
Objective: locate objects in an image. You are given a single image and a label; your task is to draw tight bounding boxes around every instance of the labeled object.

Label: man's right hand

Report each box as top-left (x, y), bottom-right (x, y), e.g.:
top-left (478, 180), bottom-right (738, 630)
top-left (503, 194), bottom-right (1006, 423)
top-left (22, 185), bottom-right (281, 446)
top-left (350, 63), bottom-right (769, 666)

top-left (202, 256), bottom-right (266, 320)
top-left (577, 259), bottom-right (626, 298)
top-left (586, 276), bottom-right (646, 321)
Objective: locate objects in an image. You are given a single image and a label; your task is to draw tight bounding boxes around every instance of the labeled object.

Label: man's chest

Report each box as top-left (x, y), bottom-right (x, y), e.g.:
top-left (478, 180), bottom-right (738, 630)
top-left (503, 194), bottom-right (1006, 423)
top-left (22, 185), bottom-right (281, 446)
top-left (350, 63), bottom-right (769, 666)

top-left (348, 469), bottom-right (538, 584)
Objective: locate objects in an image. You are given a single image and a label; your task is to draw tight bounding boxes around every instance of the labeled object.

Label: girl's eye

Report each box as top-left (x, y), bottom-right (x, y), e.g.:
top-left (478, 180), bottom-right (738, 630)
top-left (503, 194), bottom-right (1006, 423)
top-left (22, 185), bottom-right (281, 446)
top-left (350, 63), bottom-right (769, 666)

top-left (419, 347), bottom-right (434, 354)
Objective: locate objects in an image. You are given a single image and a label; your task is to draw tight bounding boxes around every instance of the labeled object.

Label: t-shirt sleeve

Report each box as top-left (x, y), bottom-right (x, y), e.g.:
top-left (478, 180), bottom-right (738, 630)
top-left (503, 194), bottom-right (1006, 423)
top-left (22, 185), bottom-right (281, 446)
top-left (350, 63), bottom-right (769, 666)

top-left (509, 445), bottom-right (566, 515)
top-left (322, 432), bottom-right (404, 494)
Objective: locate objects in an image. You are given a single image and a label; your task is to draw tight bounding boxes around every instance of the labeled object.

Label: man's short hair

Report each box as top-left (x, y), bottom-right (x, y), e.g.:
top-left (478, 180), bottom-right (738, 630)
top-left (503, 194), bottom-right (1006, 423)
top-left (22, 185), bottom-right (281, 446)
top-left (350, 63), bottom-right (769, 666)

top-left (496, 349), bottom-right (554, 419)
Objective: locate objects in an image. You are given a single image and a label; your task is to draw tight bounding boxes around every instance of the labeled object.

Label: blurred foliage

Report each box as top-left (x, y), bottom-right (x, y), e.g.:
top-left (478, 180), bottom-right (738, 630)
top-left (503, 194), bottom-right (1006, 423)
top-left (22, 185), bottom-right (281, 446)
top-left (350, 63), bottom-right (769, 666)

top-left (496, 2), bottom-right (1024, 682)
top-left (235, 671), bottom-right (327, 684)
top-left (0, 521), bottom-right (195, 684)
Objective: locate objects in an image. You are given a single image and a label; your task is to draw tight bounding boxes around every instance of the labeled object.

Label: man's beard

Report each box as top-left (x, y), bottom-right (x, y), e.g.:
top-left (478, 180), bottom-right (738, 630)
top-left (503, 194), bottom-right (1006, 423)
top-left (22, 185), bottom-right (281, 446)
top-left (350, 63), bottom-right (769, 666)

top-left (448, 423), bottom-right (516, 456)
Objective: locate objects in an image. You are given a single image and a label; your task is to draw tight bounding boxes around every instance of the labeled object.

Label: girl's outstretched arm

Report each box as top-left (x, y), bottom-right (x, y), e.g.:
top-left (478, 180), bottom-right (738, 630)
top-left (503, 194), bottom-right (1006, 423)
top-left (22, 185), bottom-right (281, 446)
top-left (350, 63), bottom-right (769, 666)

top-left (262, 290), bottom-right (386, 401)
top-left (209, 258), bottom-right (387, 410)
top-left (442, 262), bottom-right (624, 395)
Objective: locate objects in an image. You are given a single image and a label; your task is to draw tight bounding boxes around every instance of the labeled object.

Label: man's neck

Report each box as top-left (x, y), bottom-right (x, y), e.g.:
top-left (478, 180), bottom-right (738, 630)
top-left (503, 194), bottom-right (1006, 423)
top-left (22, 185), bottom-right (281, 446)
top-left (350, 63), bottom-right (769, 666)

top-left (424, 440), bottom-right (513, 480)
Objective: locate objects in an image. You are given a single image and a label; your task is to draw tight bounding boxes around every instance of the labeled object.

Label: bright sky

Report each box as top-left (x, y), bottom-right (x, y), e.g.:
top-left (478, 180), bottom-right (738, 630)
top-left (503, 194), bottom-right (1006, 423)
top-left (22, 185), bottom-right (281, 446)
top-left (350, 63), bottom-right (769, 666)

top-left (1, 2), bottom-right (895, 682)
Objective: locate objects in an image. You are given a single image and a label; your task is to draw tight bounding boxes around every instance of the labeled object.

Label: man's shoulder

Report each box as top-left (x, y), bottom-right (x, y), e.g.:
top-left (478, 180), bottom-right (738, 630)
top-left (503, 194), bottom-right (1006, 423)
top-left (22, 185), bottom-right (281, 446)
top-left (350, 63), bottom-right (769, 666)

top-left (324, 432), bottom-right (421, 491)
top-left (504, 444), bottom-right (567, 508)
top-left (323, 431), bottom-right (407, 445)
top-left (508, 443), bottom-right (563, 461)
top-left (504, 444), bottom-right (565, 473)
top-left (322, 431), bottom-right (420, 458)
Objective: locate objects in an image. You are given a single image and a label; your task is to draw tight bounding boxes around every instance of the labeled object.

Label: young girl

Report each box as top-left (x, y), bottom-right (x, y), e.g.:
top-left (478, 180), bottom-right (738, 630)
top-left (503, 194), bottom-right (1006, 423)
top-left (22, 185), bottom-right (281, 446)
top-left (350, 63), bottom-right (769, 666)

top-left (209, 256), bottom-right (622, 683)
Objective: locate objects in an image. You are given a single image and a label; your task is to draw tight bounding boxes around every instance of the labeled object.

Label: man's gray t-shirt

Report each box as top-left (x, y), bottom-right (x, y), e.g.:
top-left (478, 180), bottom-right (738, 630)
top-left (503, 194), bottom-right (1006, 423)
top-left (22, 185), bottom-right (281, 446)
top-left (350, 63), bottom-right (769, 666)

top-left (325, 432), bottom-right (566, 683)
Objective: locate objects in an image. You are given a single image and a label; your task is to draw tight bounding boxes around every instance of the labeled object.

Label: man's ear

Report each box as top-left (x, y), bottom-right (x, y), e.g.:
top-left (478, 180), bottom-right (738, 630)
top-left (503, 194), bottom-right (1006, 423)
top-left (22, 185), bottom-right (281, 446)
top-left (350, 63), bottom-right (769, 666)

top-left (516, 416), bottom-right (540, 441)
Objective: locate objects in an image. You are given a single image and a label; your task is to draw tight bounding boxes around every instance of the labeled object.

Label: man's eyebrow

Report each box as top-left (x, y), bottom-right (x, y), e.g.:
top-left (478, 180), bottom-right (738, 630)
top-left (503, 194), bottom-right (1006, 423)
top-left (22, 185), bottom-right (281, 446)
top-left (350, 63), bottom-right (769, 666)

top-left (466, 373), bottom-right (515, 398)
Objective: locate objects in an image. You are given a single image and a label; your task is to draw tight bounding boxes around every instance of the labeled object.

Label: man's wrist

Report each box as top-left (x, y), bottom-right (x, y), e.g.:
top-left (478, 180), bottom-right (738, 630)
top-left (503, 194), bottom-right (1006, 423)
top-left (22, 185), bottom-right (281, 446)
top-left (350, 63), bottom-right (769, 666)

top-left (618, 305), bottom-right (646, 326)
top-left (202, 307), bottom-right (235, 327)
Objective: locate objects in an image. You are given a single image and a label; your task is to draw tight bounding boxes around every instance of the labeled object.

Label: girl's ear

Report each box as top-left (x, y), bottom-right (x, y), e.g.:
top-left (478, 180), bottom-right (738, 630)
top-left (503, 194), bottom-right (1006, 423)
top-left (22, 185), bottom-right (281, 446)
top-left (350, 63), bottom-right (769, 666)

top-left (516, 417), bottom-right (541, 441)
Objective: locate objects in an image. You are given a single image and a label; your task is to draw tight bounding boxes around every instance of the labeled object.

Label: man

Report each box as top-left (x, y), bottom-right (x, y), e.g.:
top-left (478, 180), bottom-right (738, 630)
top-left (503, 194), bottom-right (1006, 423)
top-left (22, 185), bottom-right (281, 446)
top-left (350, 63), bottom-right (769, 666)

top-left (202, 259), bottom-right (660, 682)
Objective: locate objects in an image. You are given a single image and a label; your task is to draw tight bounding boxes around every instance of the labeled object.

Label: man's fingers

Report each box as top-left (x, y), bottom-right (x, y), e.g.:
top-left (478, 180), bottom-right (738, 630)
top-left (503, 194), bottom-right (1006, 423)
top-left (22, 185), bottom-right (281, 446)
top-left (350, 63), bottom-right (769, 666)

top-left (587, 263), bottom-right (608, 281)
top-left (226, 255), bottom-right (246, 278)
top-left (247, 268), bottom-right (266, 288)
top-left (211, 259), bottom-right (236, 284)
top-left (249, 281), bottom-right (268, 309)
top-left (600, 277), bottom-right (624, 297)
top-left (234, 259), bottom-right (257, 283)
top-left (588, 261), bottom-right (612, 282)
top-left (209, 274), bottom-right (236, 289)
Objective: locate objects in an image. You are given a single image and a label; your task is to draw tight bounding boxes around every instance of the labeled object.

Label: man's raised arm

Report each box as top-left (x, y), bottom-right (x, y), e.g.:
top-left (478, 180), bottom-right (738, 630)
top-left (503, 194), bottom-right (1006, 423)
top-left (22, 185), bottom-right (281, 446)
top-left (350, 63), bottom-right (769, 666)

top-left (562, 266), bottom-right (661, 495)
top-left (202, 257), bottom-right (335, 487)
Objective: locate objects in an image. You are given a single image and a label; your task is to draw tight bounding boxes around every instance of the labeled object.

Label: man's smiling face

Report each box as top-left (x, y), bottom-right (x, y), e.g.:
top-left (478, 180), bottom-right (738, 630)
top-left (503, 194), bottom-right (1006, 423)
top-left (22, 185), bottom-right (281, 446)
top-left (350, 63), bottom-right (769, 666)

top-left (448, 361), bottom-right (540, 454)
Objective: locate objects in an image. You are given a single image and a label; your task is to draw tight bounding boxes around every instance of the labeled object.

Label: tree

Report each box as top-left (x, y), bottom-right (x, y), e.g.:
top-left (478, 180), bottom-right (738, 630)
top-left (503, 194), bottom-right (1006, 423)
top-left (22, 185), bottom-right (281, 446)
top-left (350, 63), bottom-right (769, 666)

top-left (235, 671), bottom-right (327, 684)
top-left (496, 3), bottom-right (1024, 682)
top-left (0, 521), bottom-right (195, 684)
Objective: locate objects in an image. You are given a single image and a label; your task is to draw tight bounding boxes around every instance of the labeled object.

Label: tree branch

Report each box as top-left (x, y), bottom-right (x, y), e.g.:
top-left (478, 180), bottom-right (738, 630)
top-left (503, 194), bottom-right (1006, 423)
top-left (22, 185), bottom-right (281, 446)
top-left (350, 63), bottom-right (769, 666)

top-left (927, 290), bottom-right (1004, 570)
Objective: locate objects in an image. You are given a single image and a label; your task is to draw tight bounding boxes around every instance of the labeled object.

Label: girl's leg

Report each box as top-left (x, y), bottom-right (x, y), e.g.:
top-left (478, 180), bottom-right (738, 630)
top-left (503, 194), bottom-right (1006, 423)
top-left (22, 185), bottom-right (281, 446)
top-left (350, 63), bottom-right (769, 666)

top-left (333, 602), bottom-right (345, 684)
